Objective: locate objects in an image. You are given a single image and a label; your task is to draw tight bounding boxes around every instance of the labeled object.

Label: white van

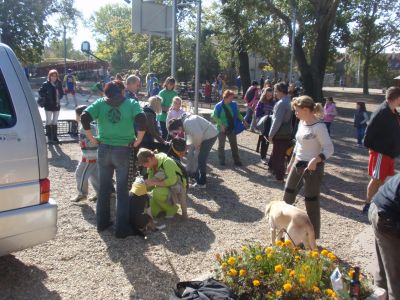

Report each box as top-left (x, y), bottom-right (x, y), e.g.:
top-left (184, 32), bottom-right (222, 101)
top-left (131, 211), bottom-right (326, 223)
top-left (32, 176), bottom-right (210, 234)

top-left (0, 43), bottom-right (57, 256)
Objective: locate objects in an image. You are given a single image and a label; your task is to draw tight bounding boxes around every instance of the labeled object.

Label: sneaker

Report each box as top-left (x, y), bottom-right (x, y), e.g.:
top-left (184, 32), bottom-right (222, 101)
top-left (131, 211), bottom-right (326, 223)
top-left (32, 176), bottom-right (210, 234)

top-left (362, 203), bottom-right (370, 215)
top-left (71, 195), bottom-right (87, 202)
top-left (88, 195), bottom-right (97, 202)
top-left (190, 183), bottom-right (206, 189)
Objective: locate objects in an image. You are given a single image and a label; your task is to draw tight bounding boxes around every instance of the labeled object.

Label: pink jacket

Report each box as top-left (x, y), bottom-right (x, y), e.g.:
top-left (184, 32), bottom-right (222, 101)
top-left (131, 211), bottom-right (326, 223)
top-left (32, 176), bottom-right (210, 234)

top-left (323, 103), bottom-right (337, 123)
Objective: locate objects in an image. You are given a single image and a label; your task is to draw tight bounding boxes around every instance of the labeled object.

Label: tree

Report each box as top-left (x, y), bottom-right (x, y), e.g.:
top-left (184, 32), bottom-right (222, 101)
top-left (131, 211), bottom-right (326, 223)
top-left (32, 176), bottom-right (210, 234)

top-left (43, 37), bottom-right (86, 61)
top-left (0, 0), bottom-right (80, 64)
top-left (264, 0), bottom-right (342, 101)
top-left (349, 0), bottom-right (400, 94)
top-left (0, 0), bottom-right (54, 63)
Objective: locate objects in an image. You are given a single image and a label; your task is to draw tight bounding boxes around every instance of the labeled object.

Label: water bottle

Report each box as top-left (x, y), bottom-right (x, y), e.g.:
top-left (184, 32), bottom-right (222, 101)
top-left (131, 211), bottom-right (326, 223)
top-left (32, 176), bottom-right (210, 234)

top-left (349, 267), bottom-right (361, 300)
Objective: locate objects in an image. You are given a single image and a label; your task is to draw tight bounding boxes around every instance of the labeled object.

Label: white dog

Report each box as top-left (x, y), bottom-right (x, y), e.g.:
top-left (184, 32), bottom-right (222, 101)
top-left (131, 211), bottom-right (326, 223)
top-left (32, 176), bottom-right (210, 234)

top-left (265, 200), bottom-right (317, 250)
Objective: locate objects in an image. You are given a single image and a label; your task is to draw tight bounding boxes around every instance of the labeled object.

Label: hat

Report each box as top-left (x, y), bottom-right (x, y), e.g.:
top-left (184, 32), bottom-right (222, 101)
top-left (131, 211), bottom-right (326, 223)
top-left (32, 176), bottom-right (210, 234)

top-left (171, 137), bottom-right (186, 153)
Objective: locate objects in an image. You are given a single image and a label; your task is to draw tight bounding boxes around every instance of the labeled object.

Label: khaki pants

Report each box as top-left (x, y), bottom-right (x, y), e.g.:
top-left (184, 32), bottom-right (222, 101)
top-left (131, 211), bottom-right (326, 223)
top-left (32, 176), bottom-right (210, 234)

top-left (369, 202), bottom-right (400, 300)
top-left (218, 131), bottom-right (241, 164)
top-left (283, 162), bottom-right (324, 239)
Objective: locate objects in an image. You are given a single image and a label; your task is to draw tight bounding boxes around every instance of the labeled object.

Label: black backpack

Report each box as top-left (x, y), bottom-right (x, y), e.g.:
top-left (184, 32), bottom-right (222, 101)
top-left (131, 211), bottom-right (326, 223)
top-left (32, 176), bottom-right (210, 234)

top-left (170, 278), bottom-right (236, 300)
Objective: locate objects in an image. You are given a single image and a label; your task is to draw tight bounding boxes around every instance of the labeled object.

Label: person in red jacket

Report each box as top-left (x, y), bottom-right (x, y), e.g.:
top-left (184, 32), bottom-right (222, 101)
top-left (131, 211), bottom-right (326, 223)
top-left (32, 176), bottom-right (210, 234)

top-left (363, 86), bottom-right (400, 214)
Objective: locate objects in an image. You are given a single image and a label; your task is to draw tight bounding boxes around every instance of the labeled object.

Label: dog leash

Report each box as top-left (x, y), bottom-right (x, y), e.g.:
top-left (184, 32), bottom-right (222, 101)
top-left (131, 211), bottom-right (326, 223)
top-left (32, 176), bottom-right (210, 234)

top-left (277, 228), bottom-right (298, 248)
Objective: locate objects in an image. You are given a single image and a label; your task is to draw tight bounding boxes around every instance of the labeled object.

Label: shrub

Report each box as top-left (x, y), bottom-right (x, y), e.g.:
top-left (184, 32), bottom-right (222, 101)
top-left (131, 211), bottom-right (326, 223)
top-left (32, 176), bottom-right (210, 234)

top-left (214, 241), bottom-right (373, 299)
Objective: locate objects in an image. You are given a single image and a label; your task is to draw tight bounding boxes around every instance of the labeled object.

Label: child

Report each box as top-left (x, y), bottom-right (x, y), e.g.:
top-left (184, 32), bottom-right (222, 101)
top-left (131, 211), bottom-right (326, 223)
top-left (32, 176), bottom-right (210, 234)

top-left (354, 101), bottom-right (369, 147)
top-left (323, 97), bottom-right (337, 135)
top-left (71, 105), bottom-right (99, 202)
top-left (204, 80), bottom-right (212, 103)
top-left (166, 96), bottom-right (185, 127)
top-left (63, 68), bottom-right (78, 107)
top-left (158, 77), bottom-right (178, 139)
top-left (151, 81), bottom-right (160, 96)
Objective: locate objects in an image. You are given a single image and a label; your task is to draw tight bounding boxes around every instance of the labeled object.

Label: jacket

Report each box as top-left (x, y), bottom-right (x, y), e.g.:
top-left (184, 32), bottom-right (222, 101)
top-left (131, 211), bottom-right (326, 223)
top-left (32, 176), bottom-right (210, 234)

top-left (323, 103), bottom-right (337, 123)
top-left (269, 95), bottom-right (292, 138)
top-left (364, 101), bottom-right (400, 158)
top-left (38, 80), bottom-right (64, 112)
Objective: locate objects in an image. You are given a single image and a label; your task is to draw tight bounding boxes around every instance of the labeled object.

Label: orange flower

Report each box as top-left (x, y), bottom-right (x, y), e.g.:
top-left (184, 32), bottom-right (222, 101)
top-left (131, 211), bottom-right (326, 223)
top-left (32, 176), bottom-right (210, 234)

top-left (312, 286), bottom-right (321, 293)
top-left (227, 268), bottom-right (238, 276)
top-left (239, 269), bottom-right (247, 277)
top-left (227, 257), bottom-right (236, 265)
top-left (328, 252), bottom-right (337, 261)
top-left (321, 249), bottom-right (329, 257)
top-left (289, 270), bottom-right (296, 277)
top-left (284, 240), bottom-right (293, 247)
top-left (255, 255), bottom-right (262, 261)
top-left (283, 283), bottom-right (292, 292)
top-left (275, 264), bottom-right (283, 273)
top-left (275, 240), bottom-right (284, 247)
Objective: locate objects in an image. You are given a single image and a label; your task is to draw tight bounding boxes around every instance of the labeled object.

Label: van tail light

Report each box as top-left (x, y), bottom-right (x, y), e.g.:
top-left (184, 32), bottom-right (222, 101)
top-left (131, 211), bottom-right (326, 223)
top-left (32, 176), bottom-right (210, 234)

top-left (40, 178), bottom-right (50, 204)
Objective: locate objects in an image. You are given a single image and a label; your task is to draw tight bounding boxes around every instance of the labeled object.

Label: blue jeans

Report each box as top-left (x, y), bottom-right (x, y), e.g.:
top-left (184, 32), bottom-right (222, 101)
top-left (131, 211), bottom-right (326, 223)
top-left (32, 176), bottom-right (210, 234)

top-left (356, 126), bottom-right (366, 145)
top-left (195, 136), bottom-right (217, 185)
top-left (244, 107), bottom-right (253, 124)
top-left (160, 121), bottom-right (168, 140)
top-left (324, 122), bottom-right (331, 136)
top-left (97, 144), bottom-right (131, 236)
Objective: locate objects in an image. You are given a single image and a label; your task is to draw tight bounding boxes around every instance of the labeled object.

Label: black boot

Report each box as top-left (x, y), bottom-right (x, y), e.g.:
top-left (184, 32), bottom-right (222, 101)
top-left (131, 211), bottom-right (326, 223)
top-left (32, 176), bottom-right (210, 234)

top-left (52, 125), bottom-right (60, 144)
top-left (45, 125), bottom-right (53, 144)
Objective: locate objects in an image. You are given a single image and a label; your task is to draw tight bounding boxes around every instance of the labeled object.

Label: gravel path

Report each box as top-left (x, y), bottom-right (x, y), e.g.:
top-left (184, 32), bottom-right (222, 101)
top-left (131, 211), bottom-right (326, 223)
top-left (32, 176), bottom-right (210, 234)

top-left (0, 93), bottom-right (382, 299)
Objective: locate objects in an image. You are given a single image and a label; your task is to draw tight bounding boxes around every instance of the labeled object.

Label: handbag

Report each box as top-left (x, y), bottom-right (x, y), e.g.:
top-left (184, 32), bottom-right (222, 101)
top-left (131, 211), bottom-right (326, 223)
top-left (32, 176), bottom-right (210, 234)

top-left (37, 96), bottom-right (46, 107)
top-left (256, 114), bottom-right (272, 135)
top-left (170, 278), bottom-right (236, 300)
top-left (274, 114), bottom-right (293, 139)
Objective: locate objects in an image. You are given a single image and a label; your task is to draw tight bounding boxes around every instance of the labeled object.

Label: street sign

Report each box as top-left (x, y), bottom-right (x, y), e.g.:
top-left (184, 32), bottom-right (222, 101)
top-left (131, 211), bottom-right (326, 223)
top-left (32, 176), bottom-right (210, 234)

top-left (132, 0), bottom-right (172, 38)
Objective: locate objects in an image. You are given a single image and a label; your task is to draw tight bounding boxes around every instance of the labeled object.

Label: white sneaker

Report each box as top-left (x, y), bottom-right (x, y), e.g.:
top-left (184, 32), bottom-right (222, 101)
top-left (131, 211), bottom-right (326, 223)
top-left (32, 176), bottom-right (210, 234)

top-left (190, 183), bottom-right (206, 189)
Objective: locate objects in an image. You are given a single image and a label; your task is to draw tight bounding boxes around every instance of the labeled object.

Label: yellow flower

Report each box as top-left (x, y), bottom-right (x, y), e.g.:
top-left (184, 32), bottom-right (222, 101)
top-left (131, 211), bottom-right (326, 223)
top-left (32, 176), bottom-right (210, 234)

top-left (241, 245), bottom-right (248, 251)
top-left (312, 286), bottom-right (320, 293)
top-left (283, 283), bottom-right (292, 292)
top-left (265, 247), bottom-right (273, 253)
top-left (295, 255), bottom-right (301, 262)
top-left (284, 240), bottom-right (293, 247)
top-left (331, 292), bottom-right (338, 299)
top-left (303, 265), bottom-right (311, 272)
top-left (348, 269), bottom-right (355, 278)
top-left (255, 255), bottom-right (262, 261)
top-left (275, 240), bottom-right (284, 247)
top-left (276, 290), bottom-right (283, 297)
top-left (227, 257), bottom-right (236, 265)
top-left (275, 264), bottom-right (283, 273)
top-left (253, 279), bottom-right (261, 287)
top-left (239, 269), bottom-right (247, 277)
top-left (321, 249), bottom-right (329, 257)
top-left (289, 270), bottom-right (296, 277)
top-left (267, 253), bottom-right (273, 258)
top-left (325, 289), bottom-right (334, 296)
top-left (328, 252), bottom-right (337, 261)
top-left (299, 277), bottom-right (306, 284)
top-left (227, 268), bottom-right (238, 276)
top-left (221, 262), bottom-right (227, 268)
top-left (311, 251), bottom-right (319, 258)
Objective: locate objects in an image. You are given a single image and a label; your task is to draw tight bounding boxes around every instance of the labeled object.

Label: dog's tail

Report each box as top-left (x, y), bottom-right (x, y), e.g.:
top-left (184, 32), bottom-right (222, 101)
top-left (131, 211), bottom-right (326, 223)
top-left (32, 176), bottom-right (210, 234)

top-left (265, 202), bottom-right (273, 215)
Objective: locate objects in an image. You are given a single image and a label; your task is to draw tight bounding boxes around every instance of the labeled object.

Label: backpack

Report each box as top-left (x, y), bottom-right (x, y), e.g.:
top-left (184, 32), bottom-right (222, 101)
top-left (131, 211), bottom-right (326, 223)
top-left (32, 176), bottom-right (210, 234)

top-left (170, 278), bottom-right (236, 300)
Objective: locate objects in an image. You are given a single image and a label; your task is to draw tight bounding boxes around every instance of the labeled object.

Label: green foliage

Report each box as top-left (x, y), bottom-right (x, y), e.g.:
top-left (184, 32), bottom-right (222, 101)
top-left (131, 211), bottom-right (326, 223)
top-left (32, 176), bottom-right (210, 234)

top-left (0, 0), bottom-right (81, 64)
top-left (43, 37), bottom-right (86, 61)
top-left (0, 0), bottom-right (53, 63)
top-left (214, 242), bottom-right (373, 299)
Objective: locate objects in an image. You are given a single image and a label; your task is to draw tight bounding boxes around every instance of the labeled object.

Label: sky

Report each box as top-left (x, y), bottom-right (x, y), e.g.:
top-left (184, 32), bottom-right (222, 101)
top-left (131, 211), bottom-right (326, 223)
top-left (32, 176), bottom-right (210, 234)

top-left (72, 0), bottom-right (214, 51)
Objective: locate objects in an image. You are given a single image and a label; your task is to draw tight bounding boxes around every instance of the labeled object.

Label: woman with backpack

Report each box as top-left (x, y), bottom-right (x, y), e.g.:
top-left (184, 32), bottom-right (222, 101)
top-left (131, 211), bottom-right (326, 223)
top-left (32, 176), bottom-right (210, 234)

top-left (255, 87), bottom-right (276, 163)
top-left (137, 148), bottom-right (187, 219)
top-left (212, 90), bottom-right (248, 166)
top-left (243, 80), bottom-right (260, 131)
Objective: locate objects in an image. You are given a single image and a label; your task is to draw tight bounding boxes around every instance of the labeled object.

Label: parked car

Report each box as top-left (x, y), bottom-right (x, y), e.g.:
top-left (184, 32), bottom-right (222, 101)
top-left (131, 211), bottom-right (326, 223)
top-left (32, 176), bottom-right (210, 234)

top-left (0, 43), bottom-right (57, 256)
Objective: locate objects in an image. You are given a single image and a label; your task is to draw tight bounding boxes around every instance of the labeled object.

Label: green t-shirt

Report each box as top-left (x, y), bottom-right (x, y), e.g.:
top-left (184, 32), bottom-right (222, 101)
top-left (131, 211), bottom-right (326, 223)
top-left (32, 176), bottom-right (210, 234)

top-left (85, 97), bottom-right (143, 146)
top-left (157, 88), bottom-right (178, 122)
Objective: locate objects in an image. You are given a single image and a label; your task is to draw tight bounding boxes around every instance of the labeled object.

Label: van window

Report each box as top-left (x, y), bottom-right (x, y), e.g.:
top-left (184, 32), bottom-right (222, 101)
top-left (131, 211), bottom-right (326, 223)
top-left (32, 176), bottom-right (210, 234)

top-left (0, 69), bottom-right (17, 128)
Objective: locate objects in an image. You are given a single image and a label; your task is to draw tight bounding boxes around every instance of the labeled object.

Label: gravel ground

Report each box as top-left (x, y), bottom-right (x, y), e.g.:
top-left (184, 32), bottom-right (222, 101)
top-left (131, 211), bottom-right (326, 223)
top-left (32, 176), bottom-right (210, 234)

top-left (0, 92), bottom-right (383, 299)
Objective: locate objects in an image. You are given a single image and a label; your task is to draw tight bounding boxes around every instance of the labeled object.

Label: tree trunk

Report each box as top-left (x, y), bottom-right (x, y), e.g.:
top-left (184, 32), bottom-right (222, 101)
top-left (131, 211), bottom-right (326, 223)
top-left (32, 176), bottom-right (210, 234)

top-left (238, 50), bottom-right (251, 97)
top-left (363, 55), bottom-right (370, 95)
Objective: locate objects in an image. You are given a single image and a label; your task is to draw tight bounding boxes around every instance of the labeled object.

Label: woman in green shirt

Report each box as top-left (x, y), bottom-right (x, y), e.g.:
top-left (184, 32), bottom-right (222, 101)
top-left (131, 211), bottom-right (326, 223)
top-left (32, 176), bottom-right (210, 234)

top-left (158, 77), bottom-right (177, 139)
top-left (137, 148), bottom-right (186, 218)
top-left (81, 80), bottom-right (146, 238)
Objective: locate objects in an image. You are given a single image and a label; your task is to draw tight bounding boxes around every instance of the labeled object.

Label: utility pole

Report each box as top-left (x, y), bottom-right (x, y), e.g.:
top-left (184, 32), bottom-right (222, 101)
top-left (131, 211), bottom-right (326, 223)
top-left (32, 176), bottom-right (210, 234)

top-left (194, 0), bottom-right (201, 114)
top-left (63, 24), bottom-right (67, 75)
top-left (289, 5), bottom-right (296, 83)
top-left (148, 35), bottom-right (151, 74)
top-left (171, 0), bottom-right (177, 78)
